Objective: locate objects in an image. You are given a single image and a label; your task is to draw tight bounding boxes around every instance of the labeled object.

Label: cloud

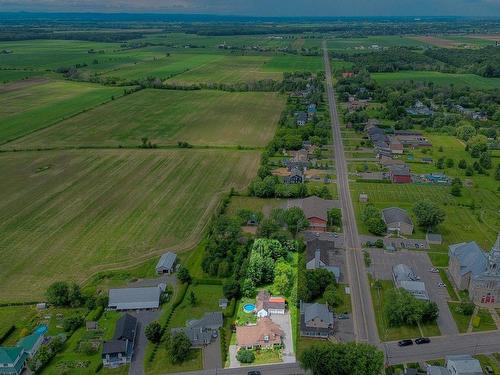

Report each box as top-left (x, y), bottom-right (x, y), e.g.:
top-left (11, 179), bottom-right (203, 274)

top-left (0, 0), bottom-right (499, 16)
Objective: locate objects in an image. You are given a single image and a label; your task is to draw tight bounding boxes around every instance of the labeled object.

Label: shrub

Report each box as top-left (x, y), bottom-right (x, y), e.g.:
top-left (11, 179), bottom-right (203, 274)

top-left (237, 349), bottom-right (255, 363)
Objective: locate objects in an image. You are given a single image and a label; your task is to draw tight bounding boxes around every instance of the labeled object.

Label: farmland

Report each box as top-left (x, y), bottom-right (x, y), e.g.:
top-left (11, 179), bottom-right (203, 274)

top-left (0, 79), bottom-right (124, 144)
top-left (327, 35), bottom-right (429, 52)
top-left (0, 149), bottom-right (259, 302)
top-left (372, 71), bottom-right (500, 90)
top-left (6, 89), bottom-right (284, 149)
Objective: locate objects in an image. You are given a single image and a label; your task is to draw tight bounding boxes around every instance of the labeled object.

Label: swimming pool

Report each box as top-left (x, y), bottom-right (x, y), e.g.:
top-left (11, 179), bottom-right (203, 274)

top-left (34, 324), bottom-right (48, 335)
top-left (243, 303), bottom-right (256, 313)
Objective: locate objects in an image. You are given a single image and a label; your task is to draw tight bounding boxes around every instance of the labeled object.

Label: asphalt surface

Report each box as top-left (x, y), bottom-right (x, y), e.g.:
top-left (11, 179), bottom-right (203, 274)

top-left (322, 41), bottom-right (379, 345)
top-left (128, 310), bottom-right (160, 375)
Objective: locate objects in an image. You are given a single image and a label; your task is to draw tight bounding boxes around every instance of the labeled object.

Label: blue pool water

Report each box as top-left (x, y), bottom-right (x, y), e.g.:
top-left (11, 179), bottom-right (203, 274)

top-left (243, 303), bottom-right (256, 313)
top-left (34, 324), bottom-right (48, 335)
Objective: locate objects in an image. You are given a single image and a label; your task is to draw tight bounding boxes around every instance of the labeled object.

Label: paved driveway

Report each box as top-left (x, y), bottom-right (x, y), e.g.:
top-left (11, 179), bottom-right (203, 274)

top-left (368, 249), bottom-right (458, 336)
top-left (128, 310), bottom-right (160, 375)
top-left (270, 313), bottom-right (295, 362)
top-left (203, 336), bottom-right (222, 369)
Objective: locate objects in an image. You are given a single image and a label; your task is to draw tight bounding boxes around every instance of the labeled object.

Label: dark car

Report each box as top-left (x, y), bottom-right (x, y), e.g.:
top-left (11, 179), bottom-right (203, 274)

top-left (398, 339), bottom-right (413, 347)
top-left (415, 337), bottom-right (430, 345)
top-left (248, 372), bottom-right (261, 375)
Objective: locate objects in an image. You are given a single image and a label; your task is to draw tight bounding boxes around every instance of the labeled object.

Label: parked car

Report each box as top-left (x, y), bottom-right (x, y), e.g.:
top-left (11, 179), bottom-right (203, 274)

top-left (438, 282), bottom-right (446, 287)
top-left (398, 339), bottom-right (413, 347)
top-left (248, 372), bottom-right (261, 375)
top-left (415, 337), bottom-right (430, 345)
top-left (429, 267), bottom-right (439, 273)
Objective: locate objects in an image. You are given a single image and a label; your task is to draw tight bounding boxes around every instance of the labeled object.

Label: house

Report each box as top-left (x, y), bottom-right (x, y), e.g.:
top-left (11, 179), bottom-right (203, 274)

top-left (389, 165), bottom-right (412, 184)
top-left (108, 286), bottom-right (162, 311)
top-left (448, 235), bottom-right (500, 307)
top-left (16, 330), bottom-right (44, 358)
top-left (171, 312), bottom-right (223, 347)
top-left (36, 303), bottom-right (47, 310)
top-left (392, 264), bottom-right (429, 300)
top-left (0, 347), bottom-right (28, 375)
top-left (426, 233), bottom-right (443, 245)
top-left (305, 235), bottom-right (341, 280)
top-left (427, 366), bottom-right (451, 375)
top-left (359, 193), bottom-right (368, 203)
top-left (102, 314), bottom-right (138, 368)
top-left (394, 131), bottom-right (432, 148)
top-left (406, 100), bottom-right (433, 116)
top-left (296, 111), bottom-right (308, 126)
top-left (307, 104), bottom-right (317, 119)
top-left (285, 196), bottom-right (339, 232)
top-left (284, 167), bottom-right (304, 184)
top-left (155, 252), bottom-right (177, 274)
top-left (342, 72), bottom-right (354, 78)
top-left (256, 291), bottom-right (286, 315)
top-left (389, 139), bottom-right (404, 154)
top-left (382, 207), bottom-right (414, 235)
top-left (236, 317), bottom-right (284, 350)
top-left (299, 301), bottom-right (334, 338)
top-left (445, 354), bottom-right (483, 375)
top-left (219, 298), bottom-right (228, 309)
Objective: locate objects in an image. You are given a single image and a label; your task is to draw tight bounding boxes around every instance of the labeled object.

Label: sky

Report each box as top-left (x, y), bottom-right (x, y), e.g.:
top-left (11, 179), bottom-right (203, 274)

top-left (0, 0), bottom-right (500, 17)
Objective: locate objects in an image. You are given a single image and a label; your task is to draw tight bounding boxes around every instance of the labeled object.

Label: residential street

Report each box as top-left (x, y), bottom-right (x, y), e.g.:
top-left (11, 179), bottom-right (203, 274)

top-left (322, 41), bottom-right (379, 345)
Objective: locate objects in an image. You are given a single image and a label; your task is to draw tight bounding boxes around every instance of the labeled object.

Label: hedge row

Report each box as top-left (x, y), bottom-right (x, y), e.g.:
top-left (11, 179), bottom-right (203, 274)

top-left (0, 325), bottom-right (15, 345)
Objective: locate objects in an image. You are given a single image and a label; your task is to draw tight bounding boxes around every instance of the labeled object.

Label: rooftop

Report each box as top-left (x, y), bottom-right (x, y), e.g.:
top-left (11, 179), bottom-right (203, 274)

top-left (382, 207), bottom-right (413, 226)
top-left (449, 242), bottom-right (488, 277)
top-left (156, 252), bottom-right (176, 270)
top-left (302, 302), bottom-right (334, 325)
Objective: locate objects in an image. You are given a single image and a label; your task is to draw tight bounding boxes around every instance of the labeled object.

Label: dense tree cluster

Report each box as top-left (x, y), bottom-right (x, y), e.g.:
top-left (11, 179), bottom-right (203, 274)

top-left (412, 200), bottom-right (446, 231)
top-left (384, 289), bottom-right (439, 327)
top-left (361, 205), bottom-right (386, 236)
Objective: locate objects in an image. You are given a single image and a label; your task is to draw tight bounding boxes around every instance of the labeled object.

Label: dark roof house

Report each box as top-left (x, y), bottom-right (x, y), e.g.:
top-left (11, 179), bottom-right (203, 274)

top-left (381, 207), bottom-right (414, 235)
top-left (102, 314), bottom-right (138, 368)
top-left (171, 312), bottom-right (223, 347)
top-left (300, 301), bottom-right (334, 338)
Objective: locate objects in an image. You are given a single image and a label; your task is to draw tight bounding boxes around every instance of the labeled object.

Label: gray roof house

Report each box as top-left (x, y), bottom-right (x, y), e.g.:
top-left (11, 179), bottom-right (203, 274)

top-left (299, 301), bottom-right (334, 338)
top-left (108, 286), bottom-right (162, 311)
top-left (427, 367), bottom-right (451, 375)
top-left (448, 242), bottom-right (488, 291)
top-left (445, 354), bottom-right (483, 375)
top-left (392, 264), bottom-right (429, 300)
top-left (102, 314), bottom-right (138, 368)
top-left (156, 252), bottom-right (177, 274)
top-left (172, 312), bottom-right (223, 347)
top-left (296, 111), bottom-right (308, 126)
top-left (306, 236), bottom-right (341, 281)
top-left (381, 207), bottom-right (414, 235)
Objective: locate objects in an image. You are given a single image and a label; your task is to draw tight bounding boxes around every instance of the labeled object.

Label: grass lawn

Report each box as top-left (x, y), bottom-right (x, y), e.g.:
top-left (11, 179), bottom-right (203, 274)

top-left (438, 269), bottom-right (459, 301)
top-left (448, 302), bottom-right (472, 333)
top-left (0, 79), bottom-right (124, 144)
top-left (145, 347), bottom-right (202, 375)
top-left (234, 298), bottom-right (258, 326)
top-left (169, 284), bottom-right (224, 328)
top-left (251, 348), bottom-right (283, 365)
top-left (428, 252), bottom-right (449, 267)
top-left (472, 309), bottom-right (498, 332)
top-left (474, 354), bottom-right (500, 375)
top-left (100, 366), bottom-right (130, 375)
top-left (0, 149), bottom-right (259, 303)
top-left (8, 89), bottom-right (285, 149)
top-left (226, 196), bottom-right (285, 217)
top-left (369, 279), bottom-right (437, 342)
top-left (0, 306), bottom-right (37, 344)
top-left (0, 70), bottom-right (56, 84)
top-left (372, 71), bottom-right (500, 90)
top-left (41, 310), bottom-right (121, 375)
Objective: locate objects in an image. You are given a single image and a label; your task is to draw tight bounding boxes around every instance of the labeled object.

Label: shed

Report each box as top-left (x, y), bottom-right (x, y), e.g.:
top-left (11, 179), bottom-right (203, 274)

top-left (426, 233), bottom-right (442, 245)
top-left (86, 321), bottom-right (98, 331)
top-left (359, 193), bottom-right (368, 203)
top-left (108, 287), bottom-right (161, 311)
top-left (219, 298), bottom-right (228, 309)
top-left (156, 252), bottom-right (177, 274)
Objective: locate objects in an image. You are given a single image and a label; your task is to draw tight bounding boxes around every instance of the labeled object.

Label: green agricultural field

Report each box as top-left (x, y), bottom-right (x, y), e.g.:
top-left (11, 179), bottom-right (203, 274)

top-left (327, 35), bottom-right (429, 52)
top-left (0, 69), bottom-right (56, 84)
top-left (168, 55), bottom-right (282, 84)
top-left (0, 149), bottom-right (259, 302)
top-left (0, 39), bottom-right (165, 72)
top-left (263, 55), bottom-right (323, 73)
top-left (372, 71), bottom-right (500, 90)
top-left (0, 79), bottom-right (124, 144)
top-left (8, 89), bottom-right (284, 149)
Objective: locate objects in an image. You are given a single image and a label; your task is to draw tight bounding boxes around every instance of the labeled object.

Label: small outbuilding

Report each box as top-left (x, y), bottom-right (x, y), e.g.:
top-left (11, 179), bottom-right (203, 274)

top-left (155, 252), bottom-right (177, 274)
top-left (359, 193), bottom-right (368, 203)
top-left (426, 233), bottom-right (443, 245)
top-left (219, 298), bottom-right (228, 309)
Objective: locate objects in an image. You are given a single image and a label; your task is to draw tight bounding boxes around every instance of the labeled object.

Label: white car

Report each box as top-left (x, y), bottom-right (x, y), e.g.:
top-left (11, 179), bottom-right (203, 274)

top-left (438, 282), bottom-right (446, 287)
top-left (429, 268), bottom-right (439, 273)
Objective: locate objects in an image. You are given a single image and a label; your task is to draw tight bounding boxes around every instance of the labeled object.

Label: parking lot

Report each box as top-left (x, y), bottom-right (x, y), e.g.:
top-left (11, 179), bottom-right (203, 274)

top-left (367, 249), bottom-right (458, 336)
top-left (361, 235), bottom-right (429, 250)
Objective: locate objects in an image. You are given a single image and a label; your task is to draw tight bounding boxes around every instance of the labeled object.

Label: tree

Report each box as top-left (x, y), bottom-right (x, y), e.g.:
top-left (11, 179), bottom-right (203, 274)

top-left (459, 302), bottom-right (475, 316)
top-left (223, 278), bottom-right (240, 300)
top-left (63, 315), bottom-right (84, 332)
top-left (301, 342), bottom-right (384, 375)
top-left (413, 200), bottom-right (445, 230)
top-left (68, 283), bottom-right (84, 307)
top-left (495, 164), bottom-right (500, 181)
top-left (323, 287), bottom-right (342, 308)
top-left (422, 301), bottom-right (439, 322)
top-left (284, 207), bottom-right (309, 237)
top-left (479, 152), bottom-right (492, 169)
top-left (242, 278), bottom-right (256, 298)
top-left (273, 261), bottom-right (293, 295)
top-left (189, 291), bottom-right (197, 306)
top-left (46, 282), bottom-right (70, 306)
top-left (456, 124), bottom-right (476, 142)
top-left (177, 266), bottom-right (191, 284)
top-left (327, 208), bottom-right (342, 227)
top-left (458, 159), bottom-right (467, 169)
top-left (451, 183), bottom-right (462, 197)
top-left (365, 217), bottom-right (386, 236)
top-left (145, 321), bottom-right (162, 344)
top-left (169, 332), bottom-right (192, 364)
top-left (446, 158), bottom-right (454, 168)
top-left (436, 157), bottom-right (445, 169)
top-left (467, 135), bottom-right (488, 158)
top-left (236, 349), bottom-right (255, 363)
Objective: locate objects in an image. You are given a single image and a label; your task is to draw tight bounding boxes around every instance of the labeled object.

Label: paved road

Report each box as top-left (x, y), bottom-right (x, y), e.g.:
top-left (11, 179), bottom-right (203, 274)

top-left (129, 310), bottom-right (160, 375)
top-left (322, 41), bottom-right (379, 345)
top-left (167, 363), bottom-right (304, 375)
top-left (384, 331), bottom-right (500, 365)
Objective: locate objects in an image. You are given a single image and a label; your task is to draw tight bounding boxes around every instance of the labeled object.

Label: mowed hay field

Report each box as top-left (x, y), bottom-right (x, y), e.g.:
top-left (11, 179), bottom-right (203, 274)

top-left (0, 79), bottom-right (124, 144)
top-left (0, 149), bottom-right (260, 302)
top-left (372, 71), bottom-right (500, 90)
top-left (8, 89), bottom-right (284, 149)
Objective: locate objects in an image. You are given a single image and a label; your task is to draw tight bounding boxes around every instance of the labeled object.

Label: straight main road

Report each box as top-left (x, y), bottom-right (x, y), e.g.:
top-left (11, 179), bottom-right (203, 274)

top-left (322, 41), bottom-right (379, 345)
